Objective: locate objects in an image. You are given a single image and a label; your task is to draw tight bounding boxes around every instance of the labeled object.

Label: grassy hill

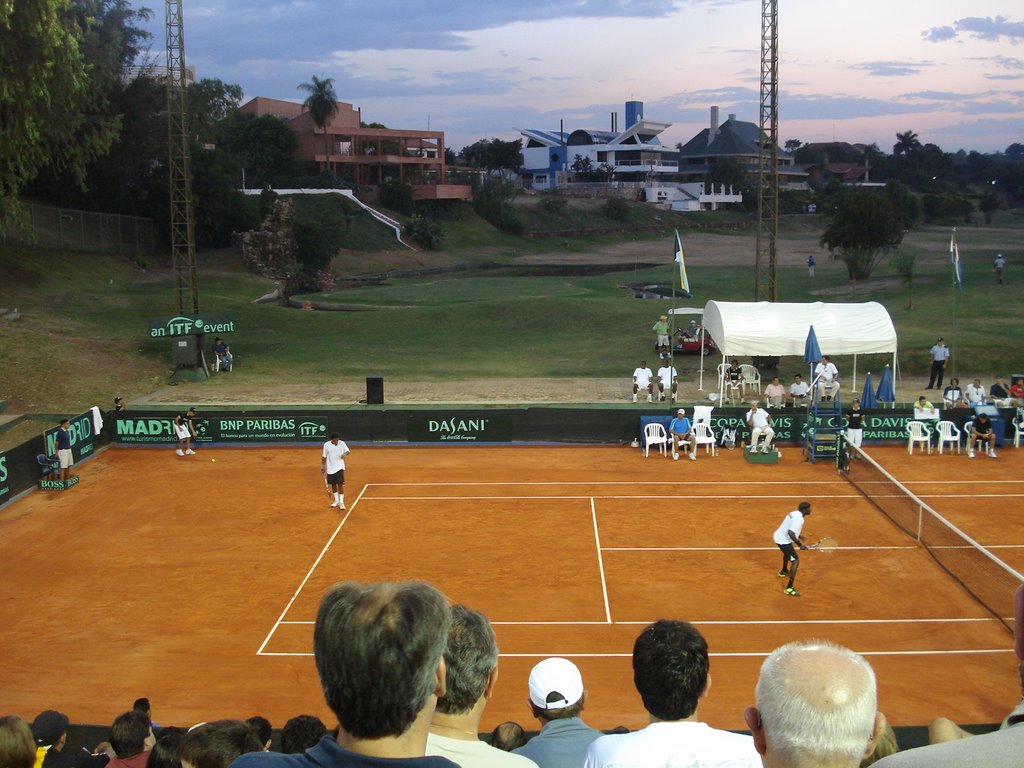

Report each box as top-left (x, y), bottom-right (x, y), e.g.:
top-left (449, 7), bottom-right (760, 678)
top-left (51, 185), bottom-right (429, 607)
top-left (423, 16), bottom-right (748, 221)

top-left (1, 199), bottom-right (1022, 420)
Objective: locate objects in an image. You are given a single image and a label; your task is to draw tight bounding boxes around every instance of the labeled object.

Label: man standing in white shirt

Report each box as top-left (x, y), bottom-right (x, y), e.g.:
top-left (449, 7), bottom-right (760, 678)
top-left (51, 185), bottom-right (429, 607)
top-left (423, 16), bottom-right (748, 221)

top-left (926, 337), bottom-right (950, 390)
top-left (814, 356), bottom-right (840, 400)
top-left (321, 433), bottom-right (351, 510)
top-left (746, 402), bottom-right (775, 453)
top-left (631, 361), bottom-right (655, 403)
top-left (585, 620), bottom-right (759, 768)
top-left (773, 502), bottom-right (811, 597)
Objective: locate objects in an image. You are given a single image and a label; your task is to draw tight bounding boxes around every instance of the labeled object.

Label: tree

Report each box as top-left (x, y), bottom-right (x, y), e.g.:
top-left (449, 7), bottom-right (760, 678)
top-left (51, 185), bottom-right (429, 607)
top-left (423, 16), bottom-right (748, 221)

top-left (819, 189), bottom-right (904, 280)
top-left (884, 180), bottom-right (921, 229)
top-left (978, 190), bottom-right (1002, 224)
top-left (0, 1), bottom-right (99, 223)
top-left (705, 155), bottom-right (749, 194)
top-left (893, 130), bottom-right (921, 157)
top-left (459, 138), bottom-right (522, 171)
top-left (298, 75), bottom-right (339, 173)
top-left (220, 112), bottom-right (297, 187)
top-left (188, 78), bottom-right (244, 147)
top-left (784, 139), bottom-right (803, 152)
top-left (571, 154), bottom-right (593, 176)
top-left (892, 251), bottom-right (916, 309)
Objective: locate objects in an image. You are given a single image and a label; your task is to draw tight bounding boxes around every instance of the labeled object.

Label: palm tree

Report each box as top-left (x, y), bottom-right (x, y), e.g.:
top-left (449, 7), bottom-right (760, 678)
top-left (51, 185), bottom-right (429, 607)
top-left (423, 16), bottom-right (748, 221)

top-left (298, 75), bottom-right (339, 173)
top-left (893, 130), bottom-right (921, 157)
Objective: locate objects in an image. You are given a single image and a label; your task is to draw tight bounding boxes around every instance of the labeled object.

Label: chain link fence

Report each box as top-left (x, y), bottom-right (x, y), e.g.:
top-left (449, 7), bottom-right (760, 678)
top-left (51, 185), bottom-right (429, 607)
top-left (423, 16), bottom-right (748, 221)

top-left (2, 203), bottom-right (155, 259)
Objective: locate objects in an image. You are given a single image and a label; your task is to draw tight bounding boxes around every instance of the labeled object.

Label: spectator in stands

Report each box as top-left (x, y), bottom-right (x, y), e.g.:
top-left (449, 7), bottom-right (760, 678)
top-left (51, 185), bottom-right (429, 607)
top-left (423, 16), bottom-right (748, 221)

top-left (115, 397), bottom-right (126, 413)
top-left (241, 722), bottom-right (270, 753)
top-left (279, 719), bottom-right (326, 756)
top-left (211, 338), bottom-right (232, 372)
top-left (513, 657), bottom-right (602, 768)
top-left (585, 620), bottom-right (759, 768)
top-left (147, 731), bottom-right (183, 768)
top-left (814, 355), bottom-right (840, 400)
top-left (631, 361), bottom-right (655, 403)
top-left (942, 378), bottom-right (965, 409)
top-left (179, 722), bottom-right (262, 768)
top-left (990, 376), bottom-right (1018, 407)
top-left (723, 359), bottom-right (743, 403)
top-left (789, 374), bottom-right (810, 406)
top-left (32, 711), bottom-right (108, 768)
top-left (108, 711), bottom-right (155, 768)
top-left (426, 605), bottom-right (537, 767)
top-left (1011, 379), bottom-right (1024, 403)
top-left (862, 725), bottom-right (899, 766)
top-left (228, 580), bottom-right (454, 768)
top-left (656, 359), bottom-right (677, 403)
top-left (915, 395), bottom-right (935, 411)
top-left (490, 724), bottom-right (527, 753)
top-left (965, 378), bottom-right (987, 406)
top-left (1, 715), bottom-right (37, 768)
top-left (872, 661), bottom-right (1023, 767)
top-left (744, 640), bottom-right (886, 768)
top-left (763, 377), bottom-right (786, 409)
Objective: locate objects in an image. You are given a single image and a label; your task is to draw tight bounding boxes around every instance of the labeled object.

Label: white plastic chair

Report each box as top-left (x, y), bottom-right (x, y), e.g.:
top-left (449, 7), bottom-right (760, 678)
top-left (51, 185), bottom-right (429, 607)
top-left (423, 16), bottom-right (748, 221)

top-left (906, 421), bottom-right (932, 455)
top-left (693, 422), bottom-right (718, 456)
top-left (935, 420), bottom-right (961, 454)
top-left (740, 364), bottom-right (761, 395)
top-left (692, 405), bottom-right (714, 425)
top-left (1014, 409), bottom-right (1023, 448)
top-left (643, 422), bottom-right (669, 458)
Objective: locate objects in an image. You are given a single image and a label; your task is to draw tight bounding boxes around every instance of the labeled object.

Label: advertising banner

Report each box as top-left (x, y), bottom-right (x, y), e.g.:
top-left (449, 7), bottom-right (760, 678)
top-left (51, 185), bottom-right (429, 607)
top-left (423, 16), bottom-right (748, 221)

top-left (116, 415), bottom-right (329, 444)
top-left (148, 314), bottom-right (236, 338)
top-left (43, 409), bottom-right (98, 463)
top-left (0, 451), bottom-right (10, 502)
top-left (407, 413), bottom-right (512, 442)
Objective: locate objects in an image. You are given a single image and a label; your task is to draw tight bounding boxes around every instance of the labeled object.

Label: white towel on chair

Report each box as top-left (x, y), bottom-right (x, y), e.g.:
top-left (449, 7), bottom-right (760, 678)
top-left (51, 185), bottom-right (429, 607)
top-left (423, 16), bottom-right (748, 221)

top-left (90, 406), bottom-right (103, 434)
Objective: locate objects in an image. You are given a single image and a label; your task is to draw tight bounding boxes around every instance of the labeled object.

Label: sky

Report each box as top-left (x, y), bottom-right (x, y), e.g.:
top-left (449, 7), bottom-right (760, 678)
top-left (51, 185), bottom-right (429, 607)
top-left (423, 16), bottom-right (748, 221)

top-left (141, 0), bottom-right (1024, 154)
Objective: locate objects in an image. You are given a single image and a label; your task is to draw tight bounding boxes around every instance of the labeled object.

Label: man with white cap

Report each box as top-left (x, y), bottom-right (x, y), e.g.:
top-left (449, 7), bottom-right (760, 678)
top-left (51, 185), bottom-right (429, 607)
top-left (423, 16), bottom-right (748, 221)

top-left (668, 409), bottom-right (696, 461)
top-left (512, 658), bottom-right (602, 768)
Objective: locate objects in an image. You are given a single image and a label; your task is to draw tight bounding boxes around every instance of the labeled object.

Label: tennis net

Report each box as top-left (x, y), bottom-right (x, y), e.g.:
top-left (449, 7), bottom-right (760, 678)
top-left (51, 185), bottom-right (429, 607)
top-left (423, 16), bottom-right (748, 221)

top-left (841, 442), bottom-right (1024, 632)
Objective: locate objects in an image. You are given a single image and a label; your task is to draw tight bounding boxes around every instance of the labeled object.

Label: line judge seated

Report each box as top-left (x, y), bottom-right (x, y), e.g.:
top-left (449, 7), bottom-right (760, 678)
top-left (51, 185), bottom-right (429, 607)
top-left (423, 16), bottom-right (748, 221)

top-left (746, 401), bottom-right (775, 454)
top-left (789, 374), bottom-right (810, 406)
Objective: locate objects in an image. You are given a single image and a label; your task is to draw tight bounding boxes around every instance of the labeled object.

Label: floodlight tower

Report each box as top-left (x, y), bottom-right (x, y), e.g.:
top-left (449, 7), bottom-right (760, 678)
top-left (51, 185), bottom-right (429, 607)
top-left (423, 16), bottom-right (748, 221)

top-left (166, 0), bottom-right (199, 314)
top-left (755, 0), bottom-right (779, 301)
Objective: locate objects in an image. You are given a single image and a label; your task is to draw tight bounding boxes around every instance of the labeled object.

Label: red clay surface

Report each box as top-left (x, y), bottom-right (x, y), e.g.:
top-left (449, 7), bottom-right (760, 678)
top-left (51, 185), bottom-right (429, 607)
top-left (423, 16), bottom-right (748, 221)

top-left (0, 444), bottom-right (1021, 733)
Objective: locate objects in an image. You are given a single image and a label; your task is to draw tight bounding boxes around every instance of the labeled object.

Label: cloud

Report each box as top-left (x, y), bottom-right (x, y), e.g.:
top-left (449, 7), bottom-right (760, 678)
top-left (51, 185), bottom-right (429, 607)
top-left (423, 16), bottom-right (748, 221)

top-left (853, 61), bottom-right (933, 77)
top-left (923, 15), bottom-right (1024, 44)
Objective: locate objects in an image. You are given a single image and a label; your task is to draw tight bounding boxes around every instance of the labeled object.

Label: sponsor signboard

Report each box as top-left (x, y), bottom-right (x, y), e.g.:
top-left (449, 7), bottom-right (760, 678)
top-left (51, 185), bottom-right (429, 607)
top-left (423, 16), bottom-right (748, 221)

top-left (407, 413), bottom-right (512, 442)
top-left (116, 415), bottom-right (329, 444)
top-left (0, 452), bottom-right (9, 501)
top-left (43, 410), bottom-right (97, 463)
top-left (148, 314), bottom-right (236, 338)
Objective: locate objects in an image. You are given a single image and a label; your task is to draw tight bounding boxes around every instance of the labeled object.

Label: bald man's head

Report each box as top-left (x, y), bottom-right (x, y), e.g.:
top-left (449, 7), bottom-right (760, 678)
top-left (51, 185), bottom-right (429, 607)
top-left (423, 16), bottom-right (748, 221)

top-left (746, 641), bottom-right (885, 768)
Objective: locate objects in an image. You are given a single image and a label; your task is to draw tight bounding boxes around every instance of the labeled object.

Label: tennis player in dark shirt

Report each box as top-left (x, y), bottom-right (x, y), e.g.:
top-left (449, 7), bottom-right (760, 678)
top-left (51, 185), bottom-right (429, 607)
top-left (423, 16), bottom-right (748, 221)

top-left (969, 413), bottom-right (997, 459)
top-left (846, 400), bottom-right (864, 449)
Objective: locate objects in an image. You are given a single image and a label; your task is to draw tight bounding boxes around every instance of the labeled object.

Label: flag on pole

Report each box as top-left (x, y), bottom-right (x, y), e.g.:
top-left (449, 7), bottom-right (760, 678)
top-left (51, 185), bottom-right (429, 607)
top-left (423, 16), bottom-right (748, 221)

top-left (950, 227), bottom-right (964, 292)
top-left (674, 229), bottom-right (690, 294)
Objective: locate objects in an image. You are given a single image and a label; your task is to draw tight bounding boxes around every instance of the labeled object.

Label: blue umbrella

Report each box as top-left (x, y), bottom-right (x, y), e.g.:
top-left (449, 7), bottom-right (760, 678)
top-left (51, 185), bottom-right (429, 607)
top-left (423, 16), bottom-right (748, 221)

top-left (860, 372), bottom-right (878, 409)
top-left (876, 364), bottom-right (895, 406)
top-left (803, 325), bottom-right (822, 363)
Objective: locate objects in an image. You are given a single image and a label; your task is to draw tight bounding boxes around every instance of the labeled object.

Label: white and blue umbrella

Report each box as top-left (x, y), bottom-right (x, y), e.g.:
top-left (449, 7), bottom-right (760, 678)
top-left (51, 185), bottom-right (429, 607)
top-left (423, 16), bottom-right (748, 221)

top-left (860, 372), bottom-right (878, 409)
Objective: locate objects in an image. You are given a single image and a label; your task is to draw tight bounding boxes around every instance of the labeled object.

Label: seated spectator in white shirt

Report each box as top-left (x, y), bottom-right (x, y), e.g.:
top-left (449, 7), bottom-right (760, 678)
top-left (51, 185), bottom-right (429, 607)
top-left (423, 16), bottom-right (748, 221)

top-left (789, 374), bottom-right (810, 406)
top-left (965, 378), bottom-right (987, 406)
top-left (763, 377), bottom-right (786, 408)
top-left (631, 361), bottom-right (655, 403)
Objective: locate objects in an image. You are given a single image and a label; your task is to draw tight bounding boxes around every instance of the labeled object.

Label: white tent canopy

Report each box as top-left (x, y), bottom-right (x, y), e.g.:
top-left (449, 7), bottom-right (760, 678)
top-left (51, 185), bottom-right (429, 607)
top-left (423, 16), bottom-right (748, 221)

top-left (702, 301), bottom-right (897, 356)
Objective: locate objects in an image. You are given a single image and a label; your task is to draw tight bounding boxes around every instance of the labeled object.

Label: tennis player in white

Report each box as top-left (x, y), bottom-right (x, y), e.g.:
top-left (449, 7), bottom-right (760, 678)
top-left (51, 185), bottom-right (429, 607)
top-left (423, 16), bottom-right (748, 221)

top-left (322, 433), bottom-right (351, 510)
top-left (773, 502), bottom-right (811, 597)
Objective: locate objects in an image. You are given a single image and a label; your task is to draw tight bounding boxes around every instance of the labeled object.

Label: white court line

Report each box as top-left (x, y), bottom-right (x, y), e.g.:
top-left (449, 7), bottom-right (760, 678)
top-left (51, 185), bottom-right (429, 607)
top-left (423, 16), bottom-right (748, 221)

top-left (359, 495), bottom-right (864, 501)
top-left (276, 616), bottom-right (1004, 627)
top-left (258, 648), bottom-right (1016, 658)
top-left (255, 484), bottom-right (370, 655)
top-left (366, 481), bottom-right (853, 487)
top-left (602, 545), bottom-right (917, 552)
top-left (591, 498), bottom-right (612, 624)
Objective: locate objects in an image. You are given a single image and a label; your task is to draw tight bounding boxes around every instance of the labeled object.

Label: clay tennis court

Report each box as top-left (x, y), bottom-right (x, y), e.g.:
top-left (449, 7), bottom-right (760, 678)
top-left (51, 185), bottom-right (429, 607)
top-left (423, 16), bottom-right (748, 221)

top-left (1, 443), bottom-right (1021, 732)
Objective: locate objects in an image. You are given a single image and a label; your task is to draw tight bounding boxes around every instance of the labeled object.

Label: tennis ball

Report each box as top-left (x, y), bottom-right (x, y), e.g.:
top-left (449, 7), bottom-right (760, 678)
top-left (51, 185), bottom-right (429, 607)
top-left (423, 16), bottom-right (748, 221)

top-left (211, 458), bottom-right (216, 462)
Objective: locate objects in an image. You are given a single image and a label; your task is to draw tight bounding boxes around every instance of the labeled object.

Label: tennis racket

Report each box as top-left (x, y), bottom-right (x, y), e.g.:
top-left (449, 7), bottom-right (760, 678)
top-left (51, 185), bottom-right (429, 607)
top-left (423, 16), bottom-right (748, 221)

top-left (808, 536), bottom-right (838, 553)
